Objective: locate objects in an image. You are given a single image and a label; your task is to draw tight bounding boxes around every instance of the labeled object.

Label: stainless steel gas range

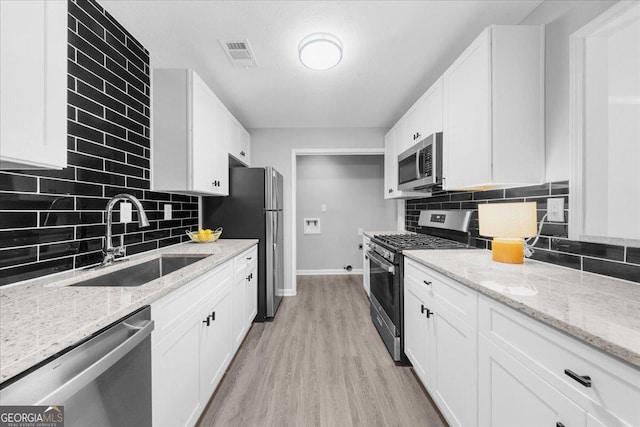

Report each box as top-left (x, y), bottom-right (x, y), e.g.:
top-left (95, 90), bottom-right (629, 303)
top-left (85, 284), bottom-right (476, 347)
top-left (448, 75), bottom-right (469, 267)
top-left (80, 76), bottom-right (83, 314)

top-left (367, 210), bottom-right (473, 362)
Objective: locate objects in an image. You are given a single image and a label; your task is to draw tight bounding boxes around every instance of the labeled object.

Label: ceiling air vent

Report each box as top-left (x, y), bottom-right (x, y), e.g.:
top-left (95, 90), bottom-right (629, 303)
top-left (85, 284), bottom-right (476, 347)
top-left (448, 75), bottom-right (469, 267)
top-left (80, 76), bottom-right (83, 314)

top-left (220, 39), bottom-right (257, 68)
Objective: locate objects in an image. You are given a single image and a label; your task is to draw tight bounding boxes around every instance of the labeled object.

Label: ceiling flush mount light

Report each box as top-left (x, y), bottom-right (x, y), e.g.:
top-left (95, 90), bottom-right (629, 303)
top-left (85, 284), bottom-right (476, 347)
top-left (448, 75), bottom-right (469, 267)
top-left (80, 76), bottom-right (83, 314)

top-left (298, 33), bottom-right (343, 70)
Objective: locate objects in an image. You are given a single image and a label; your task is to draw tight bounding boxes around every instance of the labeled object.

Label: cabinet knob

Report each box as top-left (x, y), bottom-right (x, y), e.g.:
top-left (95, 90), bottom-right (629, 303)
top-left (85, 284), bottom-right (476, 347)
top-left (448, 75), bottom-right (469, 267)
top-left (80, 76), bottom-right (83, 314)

top-left (210, 311), bottom-right (215, 321)
top-left (240, 151), bottom-right (245, 156)
top-left (203, 317), bottom-right (211, 326)
top-left (556, 423), bottom-right (565, 427)
top-left (423, 280), bottom-right (431, 286)
top-left (388, 188), bottom-right (393, 194)
top-left (564, 369), bottom-right (591, 387)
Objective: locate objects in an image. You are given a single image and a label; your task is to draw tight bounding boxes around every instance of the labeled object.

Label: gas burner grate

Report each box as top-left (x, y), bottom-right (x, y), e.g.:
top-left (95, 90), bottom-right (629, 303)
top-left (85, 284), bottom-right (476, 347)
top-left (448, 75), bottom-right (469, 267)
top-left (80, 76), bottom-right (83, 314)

top-left (373, 233), bottom-right (469, 250)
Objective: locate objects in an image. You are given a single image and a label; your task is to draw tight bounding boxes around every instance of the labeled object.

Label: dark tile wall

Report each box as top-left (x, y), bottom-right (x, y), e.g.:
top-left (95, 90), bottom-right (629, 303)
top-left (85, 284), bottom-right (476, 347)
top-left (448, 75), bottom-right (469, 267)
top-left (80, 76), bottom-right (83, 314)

top-left (405, 181), bottom-right (640, 283)
top-left (0, 0), bottom-right (198, 286)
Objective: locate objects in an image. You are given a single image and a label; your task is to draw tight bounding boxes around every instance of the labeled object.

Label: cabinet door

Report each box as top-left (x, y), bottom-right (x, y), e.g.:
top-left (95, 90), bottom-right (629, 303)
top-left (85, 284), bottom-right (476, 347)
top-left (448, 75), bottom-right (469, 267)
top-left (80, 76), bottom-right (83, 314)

top-left (232, 275), bottom-right (247, 350)
top-left (236, 126), bottom-right (251, 166)
top-left (403, 279), bottom-right (432, 389)
top-left (442, 28), bottom-right (492, 190)
top-left (422, 77), bottom-right (443, 137)
top-left (152, 315), bottom-right (203, 427)
top-left (479, 336), bottom-right (586, 427)
top-left (0, 0), bottom-right (67, 169)
top-left (362, 236), bottom-right (370, 297)
top-left (246, 266), bottom-right (257, 325)
top-left (191, 73), bottom-right (228, 195)
top-left (431, 303), bottom-right (478, 427)
top-left (383, 128), bottom-right (398, 199)
top-left (200, 287), bottom-right (233, 401)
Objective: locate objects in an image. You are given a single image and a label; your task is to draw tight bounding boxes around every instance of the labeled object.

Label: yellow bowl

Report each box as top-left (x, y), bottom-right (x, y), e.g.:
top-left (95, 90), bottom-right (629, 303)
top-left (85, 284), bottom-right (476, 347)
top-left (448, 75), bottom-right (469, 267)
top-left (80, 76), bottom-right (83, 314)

top-left (186, 227), bottom-right (223, 243)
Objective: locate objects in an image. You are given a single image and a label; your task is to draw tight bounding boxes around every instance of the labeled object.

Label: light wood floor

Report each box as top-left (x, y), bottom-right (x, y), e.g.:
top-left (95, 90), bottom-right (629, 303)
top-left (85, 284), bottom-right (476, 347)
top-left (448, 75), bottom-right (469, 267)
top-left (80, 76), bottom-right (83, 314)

top-left (197, 275), bottom-right (447, 427)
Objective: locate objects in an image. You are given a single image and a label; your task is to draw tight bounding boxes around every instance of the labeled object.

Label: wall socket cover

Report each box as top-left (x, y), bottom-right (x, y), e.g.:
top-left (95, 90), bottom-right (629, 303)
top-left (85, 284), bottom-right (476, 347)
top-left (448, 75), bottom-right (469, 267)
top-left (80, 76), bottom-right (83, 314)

top-left (547, 198), bottom-right (565, 222)
top-left (164, 204), bottom-right (172, 220)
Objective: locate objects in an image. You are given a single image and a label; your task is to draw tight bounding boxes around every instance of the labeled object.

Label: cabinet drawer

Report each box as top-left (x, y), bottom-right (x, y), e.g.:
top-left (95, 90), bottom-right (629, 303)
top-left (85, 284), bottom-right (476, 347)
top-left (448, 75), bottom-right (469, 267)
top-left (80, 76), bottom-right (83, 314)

top-left (234, 246), bottom-right (257, 277)
top-left (479, 295), bottom-right (640, 426)
top-left (406, 258), bottom-right (477, 328)
top-left (152, 261), bottom-right (233, 343)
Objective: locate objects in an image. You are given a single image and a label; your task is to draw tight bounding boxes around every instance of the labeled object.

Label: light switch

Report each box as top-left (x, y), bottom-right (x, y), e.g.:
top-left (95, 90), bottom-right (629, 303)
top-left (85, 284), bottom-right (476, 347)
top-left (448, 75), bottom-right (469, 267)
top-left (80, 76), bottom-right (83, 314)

top-left (321, 204), bottom-right (327, 212)
top-left (164, 204), bottom-right (172, 220)
top-left (120, 202), bottom-right (132, 223)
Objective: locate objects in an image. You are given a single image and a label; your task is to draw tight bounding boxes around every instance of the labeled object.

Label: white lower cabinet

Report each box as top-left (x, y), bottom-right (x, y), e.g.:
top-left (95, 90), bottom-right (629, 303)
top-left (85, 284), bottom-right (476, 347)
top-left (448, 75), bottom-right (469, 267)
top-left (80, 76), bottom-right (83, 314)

top-left (479, 335), bottom-right (585, 427)
top-left (404, 258), bottom-right (477, 427)
top-left (404, 258), bottom-right (640, 427)
top-left (151, 244), bottom-right (258, 427)
top-left (362, 235), bottom-right (371, 297)
top-left (403, 277), bottom-right (433, 389)
top-left (431, 302), bottom-right (478, 427)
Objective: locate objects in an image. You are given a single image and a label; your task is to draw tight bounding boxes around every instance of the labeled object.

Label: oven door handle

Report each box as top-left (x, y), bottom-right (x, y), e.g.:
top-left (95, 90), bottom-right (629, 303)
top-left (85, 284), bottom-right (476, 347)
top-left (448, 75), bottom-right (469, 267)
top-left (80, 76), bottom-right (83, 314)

top-left (367, 250), bottom-right (395, 274)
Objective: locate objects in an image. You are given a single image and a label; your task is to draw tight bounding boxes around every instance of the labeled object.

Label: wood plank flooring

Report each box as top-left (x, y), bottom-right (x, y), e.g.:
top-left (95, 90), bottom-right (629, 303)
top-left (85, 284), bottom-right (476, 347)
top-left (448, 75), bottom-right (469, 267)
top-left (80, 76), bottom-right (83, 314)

top-left (197, 275), bottom-right (447, 427)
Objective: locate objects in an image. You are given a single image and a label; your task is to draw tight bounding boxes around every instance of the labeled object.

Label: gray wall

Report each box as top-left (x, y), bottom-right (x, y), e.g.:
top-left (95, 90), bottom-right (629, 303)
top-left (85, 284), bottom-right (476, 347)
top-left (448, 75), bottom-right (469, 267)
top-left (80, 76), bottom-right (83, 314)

top-left (296, 155), bottom-right (396, 272)
top-left (249, 127), bottom-right (388, 293)
top-left (521, 0), bottom-right (617, 182)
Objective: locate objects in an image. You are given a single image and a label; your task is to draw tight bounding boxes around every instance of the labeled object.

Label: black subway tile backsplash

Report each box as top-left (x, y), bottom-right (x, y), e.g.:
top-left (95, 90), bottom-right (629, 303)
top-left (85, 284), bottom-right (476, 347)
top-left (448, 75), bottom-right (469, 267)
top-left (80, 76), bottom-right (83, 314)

top-left (405, 180), bottom-right (640, 283)
top-left (628, 247), bottom-right (640, 265)
top-left (0, 0), bottom-right (198, 286)
top-left (583, 258), bottom-right (640, 283)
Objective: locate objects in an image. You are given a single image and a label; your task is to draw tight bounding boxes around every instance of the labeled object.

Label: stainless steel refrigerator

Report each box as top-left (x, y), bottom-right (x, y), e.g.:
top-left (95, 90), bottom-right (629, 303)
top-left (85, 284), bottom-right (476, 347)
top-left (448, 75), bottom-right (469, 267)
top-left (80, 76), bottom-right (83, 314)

top-left (201, 167), bottom-right (284, 321)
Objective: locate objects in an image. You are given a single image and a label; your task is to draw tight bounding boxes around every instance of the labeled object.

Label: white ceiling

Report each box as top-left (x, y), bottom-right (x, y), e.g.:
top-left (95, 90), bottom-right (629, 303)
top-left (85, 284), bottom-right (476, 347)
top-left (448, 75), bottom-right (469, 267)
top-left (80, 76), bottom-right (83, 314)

top-left (103, 0), bottom-right (543, 129)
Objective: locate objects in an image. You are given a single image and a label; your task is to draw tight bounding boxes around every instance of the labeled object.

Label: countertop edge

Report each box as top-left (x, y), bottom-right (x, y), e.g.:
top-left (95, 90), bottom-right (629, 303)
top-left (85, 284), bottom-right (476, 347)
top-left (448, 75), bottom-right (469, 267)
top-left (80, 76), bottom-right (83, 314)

top-left (0, 239), bottom-right (259, 383)
top-left (402, 251), bottom-right (640, 370)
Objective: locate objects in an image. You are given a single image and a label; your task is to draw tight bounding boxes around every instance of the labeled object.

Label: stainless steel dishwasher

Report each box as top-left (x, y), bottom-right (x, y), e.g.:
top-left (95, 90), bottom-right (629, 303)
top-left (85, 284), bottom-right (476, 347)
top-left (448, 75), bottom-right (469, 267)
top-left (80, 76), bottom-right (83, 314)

top-left (0, 306), bottom-right (154, 427)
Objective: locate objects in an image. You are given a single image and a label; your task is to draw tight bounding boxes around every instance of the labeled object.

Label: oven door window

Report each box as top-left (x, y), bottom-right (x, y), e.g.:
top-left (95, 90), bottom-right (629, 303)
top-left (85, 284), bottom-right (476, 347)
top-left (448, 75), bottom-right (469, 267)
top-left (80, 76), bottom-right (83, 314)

top-left (398, 153), bottom-right (418, 186)
top-left (369, 257), bottom-right (397, 322)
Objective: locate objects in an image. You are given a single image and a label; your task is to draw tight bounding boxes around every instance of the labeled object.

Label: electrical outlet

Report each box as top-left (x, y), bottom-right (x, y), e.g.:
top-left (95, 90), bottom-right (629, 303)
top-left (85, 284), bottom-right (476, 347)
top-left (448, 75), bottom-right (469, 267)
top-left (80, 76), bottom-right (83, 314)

top-left (321, 204), bottom-right (327, 212)
top-left (163, 204), bottom-right (172, 220)
top-left (547, 198), bottom-right (565, 222)
top-left (120, 202), bottom-right (132, 223)
top-left (358, 228), bottom-right (363, 236)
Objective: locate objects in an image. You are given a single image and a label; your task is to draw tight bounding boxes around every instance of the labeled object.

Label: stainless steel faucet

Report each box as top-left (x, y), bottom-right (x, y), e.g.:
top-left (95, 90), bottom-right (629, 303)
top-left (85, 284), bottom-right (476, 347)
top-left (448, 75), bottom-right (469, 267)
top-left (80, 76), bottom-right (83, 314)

top-left (102, 194), bottom-right (150, 266)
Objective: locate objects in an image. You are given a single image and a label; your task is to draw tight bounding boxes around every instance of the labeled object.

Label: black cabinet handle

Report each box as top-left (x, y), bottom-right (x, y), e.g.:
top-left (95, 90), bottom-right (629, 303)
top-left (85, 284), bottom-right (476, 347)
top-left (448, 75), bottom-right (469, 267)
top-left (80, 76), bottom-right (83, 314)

top-left (203, 317), bottom-right (211, 326)
top-left (240, 150), bottom-right (245, 156)
top-left (246, 257), bottom-right (252, 260)
top-left (388, 188), bottom-right (393, 194)
top-left (564, 369), bottom-right (591, 387)
top-left (556, 423), bottom-right (565, 427)
top-left (210, 311), bottom-right (216, 321)
top-left (423, 280), bottom-right (431, 286)
top-left (420, 305), bottom-right (432, 318)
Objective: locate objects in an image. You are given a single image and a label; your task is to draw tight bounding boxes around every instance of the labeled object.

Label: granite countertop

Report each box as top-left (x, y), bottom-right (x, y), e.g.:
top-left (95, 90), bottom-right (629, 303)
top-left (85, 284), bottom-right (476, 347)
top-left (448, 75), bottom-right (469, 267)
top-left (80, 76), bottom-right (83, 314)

top-left (0, 239), bottom-right (258, 383)
top-left (403, 249), bottom-right (640, 369)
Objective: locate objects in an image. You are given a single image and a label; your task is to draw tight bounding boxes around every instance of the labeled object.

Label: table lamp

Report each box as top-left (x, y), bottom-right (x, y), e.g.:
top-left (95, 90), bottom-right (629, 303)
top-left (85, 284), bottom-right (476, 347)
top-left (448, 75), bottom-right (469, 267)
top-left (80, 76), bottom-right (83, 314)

top-left (478, 202), bottom-right (537, 264)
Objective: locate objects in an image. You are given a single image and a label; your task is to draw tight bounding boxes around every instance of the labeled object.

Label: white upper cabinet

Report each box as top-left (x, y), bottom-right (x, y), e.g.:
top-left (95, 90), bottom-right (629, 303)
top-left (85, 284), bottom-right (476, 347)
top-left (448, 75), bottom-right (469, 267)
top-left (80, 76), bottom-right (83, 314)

top-left (152, 69), bottom-right (229, 196)
top-left (401, 78), bottom-right (443, 154)
top-left (228, 117), bottom-right (251, 167)
top-left (0, 0), bottom-right (67, 169)
top-left (442, 25), bottom-right (545, 190)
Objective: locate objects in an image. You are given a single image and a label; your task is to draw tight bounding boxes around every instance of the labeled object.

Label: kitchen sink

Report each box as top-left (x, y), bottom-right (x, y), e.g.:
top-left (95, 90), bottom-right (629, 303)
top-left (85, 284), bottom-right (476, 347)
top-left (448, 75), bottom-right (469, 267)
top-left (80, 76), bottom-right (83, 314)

top-left (71, 255), bottom-right (208, 287)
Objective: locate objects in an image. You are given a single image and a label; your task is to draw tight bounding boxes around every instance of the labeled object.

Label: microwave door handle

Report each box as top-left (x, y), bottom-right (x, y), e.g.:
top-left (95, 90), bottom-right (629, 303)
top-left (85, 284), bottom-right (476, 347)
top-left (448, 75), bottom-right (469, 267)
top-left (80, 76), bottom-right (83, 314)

top-left (416, 149), bottom-right (421, 180)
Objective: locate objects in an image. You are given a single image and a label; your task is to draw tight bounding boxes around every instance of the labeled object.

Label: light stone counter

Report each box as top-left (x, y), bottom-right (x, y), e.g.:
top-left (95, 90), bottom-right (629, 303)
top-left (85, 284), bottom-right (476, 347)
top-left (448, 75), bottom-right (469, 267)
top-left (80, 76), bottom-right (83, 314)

top-left (403, 249), bottom-right (640, 369)
top-left (0, 239), bottom-right (258, 383)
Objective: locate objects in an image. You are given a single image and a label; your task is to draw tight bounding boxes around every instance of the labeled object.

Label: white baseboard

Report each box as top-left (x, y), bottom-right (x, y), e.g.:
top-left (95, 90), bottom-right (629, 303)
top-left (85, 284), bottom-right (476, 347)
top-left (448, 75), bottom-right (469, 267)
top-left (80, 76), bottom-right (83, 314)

top-left (296, 269), bottom-right (364, 276)
top-left (277, 289), bottom-right (297, 297)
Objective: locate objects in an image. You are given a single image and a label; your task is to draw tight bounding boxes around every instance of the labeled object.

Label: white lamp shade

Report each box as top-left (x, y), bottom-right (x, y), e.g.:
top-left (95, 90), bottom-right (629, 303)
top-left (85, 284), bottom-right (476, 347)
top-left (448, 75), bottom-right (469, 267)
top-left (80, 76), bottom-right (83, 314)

top-left (478, 202), bottom-right (538, 238)
top-left (298, 33), bottom-right (342, 70)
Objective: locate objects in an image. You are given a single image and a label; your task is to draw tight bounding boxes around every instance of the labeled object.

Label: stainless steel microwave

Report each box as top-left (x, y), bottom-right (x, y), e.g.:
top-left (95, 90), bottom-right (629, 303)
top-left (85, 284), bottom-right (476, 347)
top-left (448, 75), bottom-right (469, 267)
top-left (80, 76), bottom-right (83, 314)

top-left (397, 132), bottom-right (443, 191)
